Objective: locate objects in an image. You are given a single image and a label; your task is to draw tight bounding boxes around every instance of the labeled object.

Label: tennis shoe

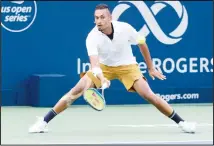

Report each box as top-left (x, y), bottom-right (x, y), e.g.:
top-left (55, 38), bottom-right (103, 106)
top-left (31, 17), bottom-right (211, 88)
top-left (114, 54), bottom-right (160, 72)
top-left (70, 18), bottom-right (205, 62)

top-left (28, 116), bottom-right (48, 133)
top-left (178, 121), bottom-right (196, 133)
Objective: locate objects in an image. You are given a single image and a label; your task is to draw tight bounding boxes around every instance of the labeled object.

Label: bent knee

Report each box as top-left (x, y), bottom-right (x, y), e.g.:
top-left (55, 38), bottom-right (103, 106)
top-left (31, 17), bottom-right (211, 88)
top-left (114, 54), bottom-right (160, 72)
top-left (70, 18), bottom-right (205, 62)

top-left (61, 91), bottom-right (82, 104)
top-left (72, 75), bottom-right (93, 95)
top-left (69, 92), bottom-right (82, 100)
top-left (71, 87), bottom-right (84, 95)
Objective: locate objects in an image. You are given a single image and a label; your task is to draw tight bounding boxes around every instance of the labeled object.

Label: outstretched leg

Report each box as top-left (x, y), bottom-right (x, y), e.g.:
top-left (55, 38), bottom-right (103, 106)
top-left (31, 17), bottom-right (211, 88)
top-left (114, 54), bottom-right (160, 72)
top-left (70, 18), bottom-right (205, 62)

top-left (44, 74), bottom-right (94, 122)
top-left (133, 78), bottom-right (196, 133)
top-left (29, 74), bottom-right (95, 133)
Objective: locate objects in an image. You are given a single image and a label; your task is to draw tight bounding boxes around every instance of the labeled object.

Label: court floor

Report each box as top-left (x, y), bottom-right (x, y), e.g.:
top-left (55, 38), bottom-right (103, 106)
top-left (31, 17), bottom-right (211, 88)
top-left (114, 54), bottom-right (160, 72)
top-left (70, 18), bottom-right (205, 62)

top-left (1, 104), bottom-right (213, 144)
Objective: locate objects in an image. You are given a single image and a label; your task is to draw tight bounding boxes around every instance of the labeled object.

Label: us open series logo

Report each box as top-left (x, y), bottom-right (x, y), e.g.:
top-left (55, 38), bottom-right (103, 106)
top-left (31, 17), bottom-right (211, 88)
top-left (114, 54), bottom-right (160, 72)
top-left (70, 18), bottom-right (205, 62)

top-left (1, 1), bottom-right (37, 32)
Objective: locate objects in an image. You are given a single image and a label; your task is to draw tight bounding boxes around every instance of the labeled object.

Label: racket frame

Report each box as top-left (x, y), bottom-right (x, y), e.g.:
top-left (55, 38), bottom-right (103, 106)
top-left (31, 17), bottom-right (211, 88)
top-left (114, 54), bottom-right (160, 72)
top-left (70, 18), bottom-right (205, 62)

top-left (83, 88), bottom-right (106, 111)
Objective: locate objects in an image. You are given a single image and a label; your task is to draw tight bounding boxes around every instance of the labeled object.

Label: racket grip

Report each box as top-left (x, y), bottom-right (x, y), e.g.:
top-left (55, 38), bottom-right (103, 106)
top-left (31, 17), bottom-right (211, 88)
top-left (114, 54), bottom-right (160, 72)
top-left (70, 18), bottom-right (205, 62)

top-left (101, 82), bottom-right (108, 89)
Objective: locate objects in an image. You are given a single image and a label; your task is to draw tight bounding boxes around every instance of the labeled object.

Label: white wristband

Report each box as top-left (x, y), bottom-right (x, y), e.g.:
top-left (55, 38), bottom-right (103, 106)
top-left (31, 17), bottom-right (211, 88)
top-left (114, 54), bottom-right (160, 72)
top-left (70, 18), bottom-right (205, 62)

top-left (92, 67), bottom-right (102, 77)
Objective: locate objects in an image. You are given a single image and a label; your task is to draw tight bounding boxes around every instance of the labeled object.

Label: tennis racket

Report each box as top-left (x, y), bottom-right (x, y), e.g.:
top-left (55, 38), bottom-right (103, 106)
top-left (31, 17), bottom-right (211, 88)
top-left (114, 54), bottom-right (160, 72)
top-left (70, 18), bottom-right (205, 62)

top-left (83, 83), bottom-right (108, 111)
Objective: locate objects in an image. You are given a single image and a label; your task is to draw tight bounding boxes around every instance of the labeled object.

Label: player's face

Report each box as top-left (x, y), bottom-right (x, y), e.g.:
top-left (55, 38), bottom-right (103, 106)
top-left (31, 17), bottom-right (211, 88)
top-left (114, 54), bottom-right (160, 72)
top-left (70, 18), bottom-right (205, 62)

top-left (94, 9), bottom-right (112, 31)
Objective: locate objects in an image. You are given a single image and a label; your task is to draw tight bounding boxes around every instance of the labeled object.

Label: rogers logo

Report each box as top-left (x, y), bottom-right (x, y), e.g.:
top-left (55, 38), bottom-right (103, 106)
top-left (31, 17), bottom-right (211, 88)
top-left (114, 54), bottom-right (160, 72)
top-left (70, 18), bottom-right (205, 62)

top-left (1, 1), bottom-right (37, 32)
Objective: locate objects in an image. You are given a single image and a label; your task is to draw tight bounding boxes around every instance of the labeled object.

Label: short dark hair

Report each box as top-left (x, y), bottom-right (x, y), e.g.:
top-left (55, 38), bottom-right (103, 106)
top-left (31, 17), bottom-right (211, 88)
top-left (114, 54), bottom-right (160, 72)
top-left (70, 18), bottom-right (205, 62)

top-left (95, 4), bottom-right (110, 11)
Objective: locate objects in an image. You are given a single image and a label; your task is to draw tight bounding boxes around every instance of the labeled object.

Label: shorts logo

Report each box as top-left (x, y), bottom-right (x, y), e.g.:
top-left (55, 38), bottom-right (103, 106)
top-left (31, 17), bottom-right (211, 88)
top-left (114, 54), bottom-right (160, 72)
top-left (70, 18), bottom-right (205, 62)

top-left (1, 1), bottom-right (37, 32)
top-left (112, 1), bottom-right (188, 45)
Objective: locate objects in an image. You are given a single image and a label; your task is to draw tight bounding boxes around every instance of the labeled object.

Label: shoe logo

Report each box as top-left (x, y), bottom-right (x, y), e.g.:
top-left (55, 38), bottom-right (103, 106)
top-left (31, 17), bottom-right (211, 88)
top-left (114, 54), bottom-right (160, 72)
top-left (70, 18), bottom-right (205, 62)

top-left (112, 1), bottom-right (188, 45)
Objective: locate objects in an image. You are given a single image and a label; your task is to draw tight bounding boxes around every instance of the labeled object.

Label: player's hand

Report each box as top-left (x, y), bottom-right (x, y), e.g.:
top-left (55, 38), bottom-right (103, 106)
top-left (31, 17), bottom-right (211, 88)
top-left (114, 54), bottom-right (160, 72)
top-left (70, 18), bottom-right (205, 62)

top-left (148, 68), bottom-right (166, 80)
top-left (101, 77), bottom-right (111, 89)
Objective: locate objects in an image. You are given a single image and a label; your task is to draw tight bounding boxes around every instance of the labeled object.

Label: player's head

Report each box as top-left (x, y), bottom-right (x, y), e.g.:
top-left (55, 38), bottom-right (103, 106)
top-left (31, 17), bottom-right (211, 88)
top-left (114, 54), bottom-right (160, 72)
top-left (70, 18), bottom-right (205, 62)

top-left (94, 4), bottom-right (112, 31)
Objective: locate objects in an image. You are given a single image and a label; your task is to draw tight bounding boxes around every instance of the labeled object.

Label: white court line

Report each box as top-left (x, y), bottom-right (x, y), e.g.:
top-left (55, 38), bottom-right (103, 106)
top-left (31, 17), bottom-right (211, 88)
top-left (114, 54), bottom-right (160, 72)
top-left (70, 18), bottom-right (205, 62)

top-left (108, 123), bottom-right (213, 128)
top-left (49, 140), bottom-right (213, 144)
top-left (97, 140), bottom-right (213, 144)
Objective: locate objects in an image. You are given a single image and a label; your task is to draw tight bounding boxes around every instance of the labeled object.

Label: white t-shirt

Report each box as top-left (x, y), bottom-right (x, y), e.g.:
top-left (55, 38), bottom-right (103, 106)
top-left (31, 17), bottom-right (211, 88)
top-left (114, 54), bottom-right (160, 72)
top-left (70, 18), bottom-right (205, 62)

top-left (86, 20), bottom-right (145, 66)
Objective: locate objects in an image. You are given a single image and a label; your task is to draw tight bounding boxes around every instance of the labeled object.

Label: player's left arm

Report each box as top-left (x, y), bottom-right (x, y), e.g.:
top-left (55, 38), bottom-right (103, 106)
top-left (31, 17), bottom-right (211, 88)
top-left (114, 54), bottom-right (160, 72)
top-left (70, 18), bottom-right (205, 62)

top-left (137, 41), bottom-right (153, 71)
top-left (126, 23), bottom-right (166, 80)
top-left (138, 42), bottom-right (166, 80)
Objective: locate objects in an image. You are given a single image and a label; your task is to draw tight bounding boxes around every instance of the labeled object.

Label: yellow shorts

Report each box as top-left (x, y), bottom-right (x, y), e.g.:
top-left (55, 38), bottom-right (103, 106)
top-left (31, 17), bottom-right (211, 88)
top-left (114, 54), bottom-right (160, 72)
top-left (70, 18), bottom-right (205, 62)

top-left (80, 64), bottom-right (146, 92)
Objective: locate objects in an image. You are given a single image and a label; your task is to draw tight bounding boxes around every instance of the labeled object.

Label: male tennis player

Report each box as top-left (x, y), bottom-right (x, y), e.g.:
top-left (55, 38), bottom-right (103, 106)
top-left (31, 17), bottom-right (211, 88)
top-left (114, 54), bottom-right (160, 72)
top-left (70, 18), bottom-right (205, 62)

top-left (29, 4), bottom-right (196, 133)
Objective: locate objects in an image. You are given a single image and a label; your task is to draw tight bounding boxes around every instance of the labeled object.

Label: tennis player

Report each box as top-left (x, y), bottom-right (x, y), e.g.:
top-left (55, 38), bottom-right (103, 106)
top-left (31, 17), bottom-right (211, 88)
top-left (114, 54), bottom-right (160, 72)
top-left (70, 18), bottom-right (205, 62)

top-left (29, 4), bottom-right (196, 133)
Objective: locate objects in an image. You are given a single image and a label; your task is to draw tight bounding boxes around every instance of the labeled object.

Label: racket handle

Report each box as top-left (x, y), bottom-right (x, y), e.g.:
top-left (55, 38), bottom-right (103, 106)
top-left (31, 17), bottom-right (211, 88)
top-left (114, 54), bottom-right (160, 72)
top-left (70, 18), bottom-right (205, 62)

top-left (101, 82), bottom-right (108, 89)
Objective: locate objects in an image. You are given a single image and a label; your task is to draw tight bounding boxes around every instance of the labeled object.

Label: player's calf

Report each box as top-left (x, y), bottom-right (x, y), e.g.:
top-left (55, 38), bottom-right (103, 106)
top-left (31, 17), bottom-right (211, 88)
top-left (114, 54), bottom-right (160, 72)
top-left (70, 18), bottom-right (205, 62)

top-left (29, 74), bottom-right (95, 133)
top-left (143, 91), bottom-right (184, 123)
top-left (133, 79), bottom-right (192, 130)
top-left (44, 74), bottom-right (94, 123)
top-left (142, 90), bottom-right (196, 133)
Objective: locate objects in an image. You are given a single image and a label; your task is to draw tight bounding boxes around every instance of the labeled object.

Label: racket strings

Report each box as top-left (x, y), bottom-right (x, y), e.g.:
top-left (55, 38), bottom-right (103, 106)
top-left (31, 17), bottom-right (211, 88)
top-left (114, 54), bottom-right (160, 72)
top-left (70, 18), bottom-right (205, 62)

top-left (84, 88), bottom-right (106, 111)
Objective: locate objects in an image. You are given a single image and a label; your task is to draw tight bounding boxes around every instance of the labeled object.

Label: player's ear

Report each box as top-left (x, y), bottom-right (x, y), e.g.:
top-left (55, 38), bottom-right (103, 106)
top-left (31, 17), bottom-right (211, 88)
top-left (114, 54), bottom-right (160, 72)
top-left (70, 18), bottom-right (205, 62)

top-left (109, 14), bottom-right (112, 21)
top-left (110, 15), bottom-right (112, 20)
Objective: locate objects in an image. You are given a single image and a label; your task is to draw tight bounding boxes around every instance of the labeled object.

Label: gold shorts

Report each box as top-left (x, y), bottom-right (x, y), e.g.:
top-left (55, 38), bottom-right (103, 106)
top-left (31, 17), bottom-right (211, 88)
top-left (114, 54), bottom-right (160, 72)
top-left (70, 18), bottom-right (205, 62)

top-left (80, 63), bottom-right (146, 92)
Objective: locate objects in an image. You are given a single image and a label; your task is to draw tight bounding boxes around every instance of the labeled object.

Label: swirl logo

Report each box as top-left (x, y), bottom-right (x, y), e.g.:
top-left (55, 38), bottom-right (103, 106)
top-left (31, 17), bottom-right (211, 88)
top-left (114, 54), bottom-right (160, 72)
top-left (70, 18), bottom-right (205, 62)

top-left (1, 1), bottom-right (37, 32)
top-left (112, 1), bottom-right (188, 45)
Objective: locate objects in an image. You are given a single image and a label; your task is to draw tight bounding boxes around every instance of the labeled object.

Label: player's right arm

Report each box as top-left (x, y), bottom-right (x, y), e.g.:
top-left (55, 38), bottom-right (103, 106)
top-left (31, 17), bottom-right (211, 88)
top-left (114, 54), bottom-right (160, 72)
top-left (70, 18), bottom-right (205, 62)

top-left (86, 32), bottom-right (110, 88)
top-left (89, 55), bottom-right (105, 82)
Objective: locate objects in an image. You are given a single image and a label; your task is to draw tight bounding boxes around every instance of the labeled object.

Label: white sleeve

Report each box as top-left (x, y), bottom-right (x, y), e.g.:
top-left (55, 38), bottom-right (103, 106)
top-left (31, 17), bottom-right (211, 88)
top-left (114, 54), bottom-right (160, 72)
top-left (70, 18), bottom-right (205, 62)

top-left (86, 33), bottom-right (98, 56)
top-left (126, 23), bottom-right (146, 45)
